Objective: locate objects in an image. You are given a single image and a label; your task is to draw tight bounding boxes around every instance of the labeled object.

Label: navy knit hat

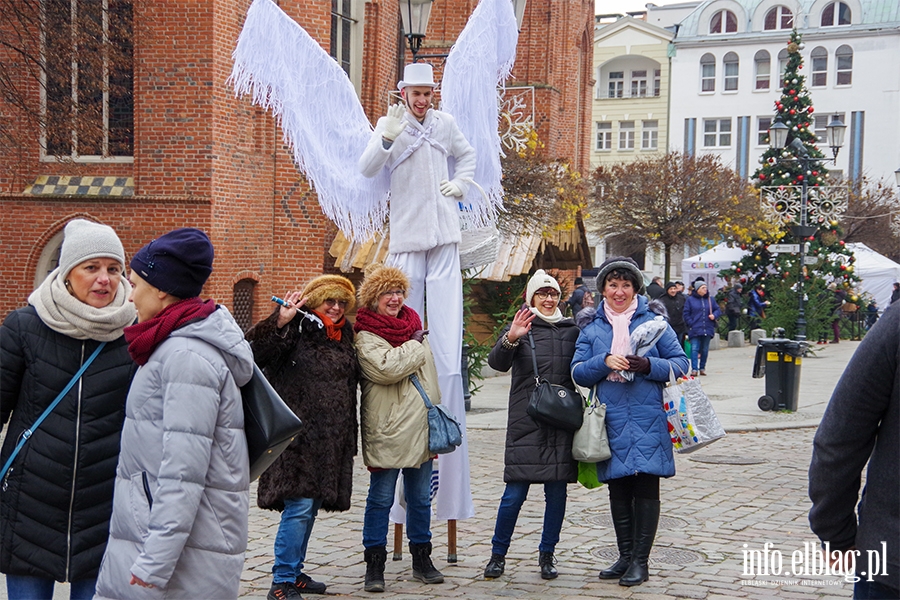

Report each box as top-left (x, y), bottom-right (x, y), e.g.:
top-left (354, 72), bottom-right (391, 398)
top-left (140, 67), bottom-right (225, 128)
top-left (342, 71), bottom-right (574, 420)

top-left (130, 228), bottom-right (214, 299)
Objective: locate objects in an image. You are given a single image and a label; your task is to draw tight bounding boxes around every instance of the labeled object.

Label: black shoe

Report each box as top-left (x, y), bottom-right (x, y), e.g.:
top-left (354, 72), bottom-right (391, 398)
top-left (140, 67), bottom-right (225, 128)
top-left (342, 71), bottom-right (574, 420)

top-left (295, 573), bottom-right (326, 594)
top-left (410, 542), bottom-right (444, 584)
top-left (364, 546), bottom-right (387, 593)
top-left (599, 498), bottom-right (634, 579)
top-left (539, 551), bottom-right (558, 580)
top-left (483, 553), bottom-right (505, 578)
top-left (619, 498), bottom-right (660, 587)
top-left (267, 581), bottom-right (303, 600)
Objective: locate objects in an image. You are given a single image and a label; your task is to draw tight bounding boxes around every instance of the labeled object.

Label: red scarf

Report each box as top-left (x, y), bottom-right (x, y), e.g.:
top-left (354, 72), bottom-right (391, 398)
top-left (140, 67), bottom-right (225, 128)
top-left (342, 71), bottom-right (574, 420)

top-left (312, 309), bottom-right (346, 342)
top-left (124, 298), bottom-right (217, 365)
top-left (353, 305), bottom-right (422, 347)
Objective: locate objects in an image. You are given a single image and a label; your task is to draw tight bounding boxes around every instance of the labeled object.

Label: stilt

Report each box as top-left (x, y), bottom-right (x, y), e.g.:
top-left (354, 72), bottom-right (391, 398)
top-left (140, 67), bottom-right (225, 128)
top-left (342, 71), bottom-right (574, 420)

top-left (392, 523), bottom-right (403, 561)
top-left (447, 519), bottom-right (457, 563)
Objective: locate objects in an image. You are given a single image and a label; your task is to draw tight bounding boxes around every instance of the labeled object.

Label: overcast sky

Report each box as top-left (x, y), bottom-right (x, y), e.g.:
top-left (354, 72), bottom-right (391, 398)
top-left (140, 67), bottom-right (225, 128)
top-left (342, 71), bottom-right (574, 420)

top-left (596, 0), bottom-right (684, 16)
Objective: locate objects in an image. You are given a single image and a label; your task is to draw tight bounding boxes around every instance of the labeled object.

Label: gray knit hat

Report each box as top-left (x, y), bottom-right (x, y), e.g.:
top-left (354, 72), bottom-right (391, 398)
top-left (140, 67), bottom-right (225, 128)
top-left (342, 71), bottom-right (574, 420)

top-left (58, 219), bottom-right (126, 278)
top-left (595, 256), bottom-right (646, 295)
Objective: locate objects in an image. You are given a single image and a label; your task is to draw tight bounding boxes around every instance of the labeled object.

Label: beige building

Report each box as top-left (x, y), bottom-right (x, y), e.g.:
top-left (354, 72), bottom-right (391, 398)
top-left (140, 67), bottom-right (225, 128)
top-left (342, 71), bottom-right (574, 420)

top-left (591, 17), bottom-right (674, 169)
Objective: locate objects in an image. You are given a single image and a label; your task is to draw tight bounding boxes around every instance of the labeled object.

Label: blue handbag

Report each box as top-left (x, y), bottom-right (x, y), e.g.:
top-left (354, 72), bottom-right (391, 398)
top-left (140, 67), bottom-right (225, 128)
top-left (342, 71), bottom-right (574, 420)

top-left (409, 373), bottom-right (462, 454)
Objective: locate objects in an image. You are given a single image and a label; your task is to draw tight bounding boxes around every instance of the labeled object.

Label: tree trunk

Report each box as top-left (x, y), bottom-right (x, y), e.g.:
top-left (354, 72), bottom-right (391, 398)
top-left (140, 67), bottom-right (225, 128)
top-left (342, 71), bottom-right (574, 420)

top-left (664, 243), bottom-right (672, 284)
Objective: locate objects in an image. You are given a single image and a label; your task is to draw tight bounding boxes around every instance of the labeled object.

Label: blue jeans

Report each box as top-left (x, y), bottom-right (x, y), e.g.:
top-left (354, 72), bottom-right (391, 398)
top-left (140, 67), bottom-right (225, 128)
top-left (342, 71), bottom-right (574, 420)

top-left (689, 335), bottom-right (711, 371)
top-left (363, 461), bottom-right (433, 548)
top-left (6, 575), bottom-right (96, 600)
top-left (491, 481), bottom-right (567, 555)
top-left (854, 579), bottom-right (900, 599)
top-left (272, 496), bottom-right (324, 583)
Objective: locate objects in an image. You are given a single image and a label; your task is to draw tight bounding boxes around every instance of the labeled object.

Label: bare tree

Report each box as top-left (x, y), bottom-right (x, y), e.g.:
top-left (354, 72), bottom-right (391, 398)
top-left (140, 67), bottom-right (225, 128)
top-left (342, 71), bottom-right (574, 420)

top-left (0, 0), bottom-right (135, 161)
top-left (589, 152), bottom-right (773, 282)
top-left (840, 177), bottom-right (900, 262)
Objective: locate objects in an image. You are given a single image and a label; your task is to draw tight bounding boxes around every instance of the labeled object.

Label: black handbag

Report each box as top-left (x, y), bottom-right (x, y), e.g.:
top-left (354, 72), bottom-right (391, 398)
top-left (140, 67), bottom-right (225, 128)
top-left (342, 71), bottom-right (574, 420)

top-left (241, 364), bottom-right (303, 481)
top-left (525, 331), bottom-right (584, 431)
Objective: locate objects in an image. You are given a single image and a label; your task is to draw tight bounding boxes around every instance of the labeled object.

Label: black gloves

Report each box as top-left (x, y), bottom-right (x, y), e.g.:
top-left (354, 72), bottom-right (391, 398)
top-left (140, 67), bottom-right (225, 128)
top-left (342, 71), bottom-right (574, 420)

top-left (411, 329), bottom-right (429, 343)
top-left (625, 354), bottom-right (651, 375)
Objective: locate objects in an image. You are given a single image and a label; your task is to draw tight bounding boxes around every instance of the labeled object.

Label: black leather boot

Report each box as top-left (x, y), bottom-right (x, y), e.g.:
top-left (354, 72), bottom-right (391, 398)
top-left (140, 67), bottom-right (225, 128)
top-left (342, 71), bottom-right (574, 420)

top-left (598, 498), bottom-right (634, 579)
top-left (409, 542), bottom-right (444, 584)
top-left (364, 546), bottom-right (387, 592)
top-left (483, 553), bottom-right (505, 578)
top-left (539, 551), bottom-right (558, 579)
top-left (619, 498), bottom-right (660, 587)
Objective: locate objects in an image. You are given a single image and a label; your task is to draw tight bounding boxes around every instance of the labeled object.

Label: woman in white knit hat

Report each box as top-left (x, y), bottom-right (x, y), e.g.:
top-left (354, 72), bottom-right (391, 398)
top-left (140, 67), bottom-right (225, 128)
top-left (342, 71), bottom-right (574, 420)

top-left (482, 269), bottom-right (579, 581)
top-left (0, 219), bottom-right (136, 599)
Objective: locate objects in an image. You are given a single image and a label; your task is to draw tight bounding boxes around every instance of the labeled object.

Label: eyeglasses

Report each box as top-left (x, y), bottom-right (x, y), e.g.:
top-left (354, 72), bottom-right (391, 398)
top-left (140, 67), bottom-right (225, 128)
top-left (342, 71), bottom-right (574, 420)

top-left (324, 298), bottom-right (348, 309)
top-left (380, 290), bottom-right (405, 298)
top-left (534, 290), bottom-right (560, 300)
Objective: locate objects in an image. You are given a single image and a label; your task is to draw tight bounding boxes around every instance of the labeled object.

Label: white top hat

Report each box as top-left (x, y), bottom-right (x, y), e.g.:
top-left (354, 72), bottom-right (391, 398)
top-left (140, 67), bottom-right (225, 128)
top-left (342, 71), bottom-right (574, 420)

top-left (398, 63), bottom-right (436, 90)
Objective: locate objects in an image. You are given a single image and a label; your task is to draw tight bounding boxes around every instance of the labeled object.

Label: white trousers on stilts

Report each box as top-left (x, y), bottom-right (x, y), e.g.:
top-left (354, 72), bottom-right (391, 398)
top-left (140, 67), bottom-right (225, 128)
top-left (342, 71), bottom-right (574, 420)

top-left (387, 243), bottom-right (475, 523)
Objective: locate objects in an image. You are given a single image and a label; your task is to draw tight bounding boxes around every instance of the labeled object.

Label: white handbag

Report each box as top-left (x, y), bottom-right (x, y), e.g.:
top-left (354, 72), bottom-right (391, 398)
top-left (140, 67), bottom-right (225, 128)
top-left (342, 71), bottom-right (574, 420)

top-left (571, 385), bottom-right (611, 463)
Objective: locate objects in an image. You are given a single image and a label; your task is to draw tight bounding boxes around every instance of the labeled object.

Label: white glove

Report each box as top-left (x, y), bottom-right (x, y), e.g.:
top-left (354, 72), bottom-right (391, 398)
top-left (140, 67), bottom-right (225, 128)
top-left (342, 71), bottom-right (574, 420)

top-left (440, 179), bottom-right (463, 197)
top-left (381, 103), bottom-right (407, 141)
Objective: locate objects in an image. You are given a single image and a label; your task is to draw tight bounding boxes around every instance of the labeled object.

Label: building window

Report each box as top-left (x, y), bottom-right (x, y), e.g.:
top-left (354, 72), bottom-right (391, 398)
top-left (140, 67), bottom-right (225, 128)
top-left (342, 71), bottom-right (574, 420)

top-left (642, 120), bottom-right (658, 150)
top-left (821, 1), bottom-right (851, 26)
top-left (777, 49), bottom-right (789, 79)
top-left (631, 70), bottom-right (648, 97)
top-left (618, 121), bottom-right (635, 150)
top-left (608, 71), bottom-right (624, 98)
top-left (757, 116), bottom-right (772, 145)
top-left (596, 121), bottom-right (612, 151)
top-left (700, 53), bottom-right (716, 92)
top-left (835, 45), bottom-right (853, 85)
top-left (44, 0), bottom-right (134, 158)
top-left (330, 0), bottom-right (363, 91)
top-left (233, 279), bottom-right (257, 333)
top-left (811, 47), bottom-right (828, 87)
top-left (653, 69), bottom-right (661, 97)
top-left (814, 113), bottom-right (845, 144)
top-left (709, 9), bottom-right (737, 34)
top-left (764, 6), bottom-right (793, 30)
top-left (754, 50), bottom-right (771, 90)
top-left (723, 52), bottom-right (739, 91)
top-left (703, 118), bottom-right (731, 147)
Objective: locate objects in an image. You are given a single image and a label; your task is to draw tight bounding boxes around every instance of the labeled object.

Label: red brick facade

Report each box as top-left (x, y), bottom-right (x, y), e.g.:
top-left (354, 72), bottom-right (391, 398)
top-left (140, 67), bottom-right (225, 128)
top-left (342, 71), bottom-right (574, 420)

top-left (0, 0), bottom-right (593, 322)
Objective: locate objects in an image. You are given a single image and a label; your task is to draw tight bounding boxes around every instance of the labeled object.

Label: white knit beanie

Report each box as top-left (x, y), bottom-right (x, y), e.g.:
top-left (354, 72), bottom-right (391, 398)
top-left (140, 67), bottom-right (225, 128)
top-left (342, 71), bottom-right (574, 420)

top-left (58, 219), bottom-right (126, 278)
top-left (525, 269), bottom-right (560, 306)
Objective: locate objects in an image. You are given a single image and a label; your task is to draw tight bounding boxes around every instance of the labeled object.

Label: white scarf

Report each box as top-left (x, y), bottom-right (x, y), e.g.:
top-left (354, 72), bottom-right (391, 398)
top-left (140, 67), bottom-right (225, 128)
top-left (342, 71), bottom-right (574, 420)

top-left (28, 267), bottom-right (136, 341)
top-left (529, 305), bottom-right (564, 324)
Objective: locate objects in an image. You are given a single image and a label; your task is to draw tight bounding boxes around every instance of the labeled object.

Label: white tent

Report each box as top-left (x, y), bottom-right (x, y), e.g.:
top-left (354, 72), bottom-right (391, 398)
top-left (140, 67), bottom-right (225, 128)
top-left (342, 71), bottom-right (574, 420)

top-left (846, 243), bottom-right (900, 309)
top-left (681, 243), bottom-right (748, 295)
top-left (681, 241), bottom-right (900, 308)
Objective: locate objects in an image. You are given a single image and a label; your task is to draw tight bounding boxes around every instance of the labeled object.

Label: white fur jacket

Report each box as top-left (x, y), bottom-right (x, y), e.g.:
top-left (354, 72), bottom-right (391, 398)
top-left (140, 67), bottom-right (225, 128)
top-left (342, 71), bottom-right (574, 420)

top-left (359, 108), bottom-right (476, 255)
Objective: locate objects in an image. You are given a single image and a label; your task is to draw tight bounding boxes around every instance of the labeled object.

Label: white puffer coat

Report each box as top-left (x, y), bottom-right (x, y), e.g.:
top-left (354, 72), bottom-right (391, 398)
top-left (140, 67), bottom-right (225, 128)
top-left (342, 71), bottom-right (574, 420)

top-left (94, 307), bottom-right (253, 599)
top-left (358, 108), bottom-right (476, 255)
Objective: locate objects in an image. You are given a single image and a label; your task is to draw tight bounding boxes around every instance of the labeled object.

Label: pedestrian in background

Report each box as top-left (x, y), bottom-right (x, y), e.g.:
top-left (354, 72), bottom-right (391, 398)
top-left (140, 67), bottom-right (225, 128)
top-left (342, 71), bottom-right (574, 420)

top-left (659, 282), bottom-right (687, 346)
top-left (245, 275), bottom-right (359, 600)
top-left (483, 270), bottom-right (578, 582)
top-left (354, 265), bottom-right (444, 593)
top-left (565, 276), bottom-right (593, 317)
top-left (890, 282), bottom-right (899, 305)
top-left (646, 276), bottom-right (665, 300)
top-left (747, 284), bottom-right (768, 331)
top-left (0, 220), bottom-right (136, 600)
top-left (683, 279), bottom-right (721, 376)
top-left (725, 283), bottom-right (743, 332)
top-left (95, 228), bottom-right (254, 600)
top-left (572, 257), bottom-right (689, 587)
top-left (809, 302), bottom-right (899, 598)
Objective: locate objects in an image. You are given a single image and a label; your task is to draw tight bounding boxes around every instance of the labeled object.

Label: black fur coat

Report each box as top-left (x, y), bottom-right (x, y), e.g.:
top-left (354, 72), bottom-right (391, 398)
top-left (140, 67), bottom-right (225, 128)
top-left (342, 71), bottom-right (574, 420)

top-left (245, 307), bottom-right (359, 512)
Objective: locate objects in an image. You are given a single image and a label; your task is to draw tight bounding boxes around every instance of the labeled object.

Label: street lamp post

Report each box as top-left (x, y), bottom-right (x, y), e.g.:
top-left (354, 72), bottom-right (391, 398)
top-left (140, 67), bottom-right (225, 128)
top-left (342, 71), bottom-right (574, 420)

top-left (768, 115), bottom-right (845, 341)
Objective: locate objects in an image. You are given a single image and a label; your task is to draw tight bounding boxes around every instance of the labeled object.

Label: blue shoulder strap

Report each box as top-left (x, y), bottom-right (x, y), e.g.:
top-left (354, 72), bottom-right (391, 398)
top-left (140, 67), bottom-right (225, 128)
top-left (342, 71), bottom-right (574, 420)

top-left (0, 341), bottom-right (107, 481)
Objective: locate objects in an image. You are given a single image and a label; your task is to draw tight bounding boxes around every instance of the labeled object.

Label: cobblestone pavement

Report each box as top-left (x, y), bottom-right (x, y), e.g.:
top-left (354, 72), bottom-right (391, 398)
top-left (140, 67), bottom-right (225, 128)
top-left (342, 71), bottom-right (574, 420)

top-left (239, 426), bottom-right (854, 599)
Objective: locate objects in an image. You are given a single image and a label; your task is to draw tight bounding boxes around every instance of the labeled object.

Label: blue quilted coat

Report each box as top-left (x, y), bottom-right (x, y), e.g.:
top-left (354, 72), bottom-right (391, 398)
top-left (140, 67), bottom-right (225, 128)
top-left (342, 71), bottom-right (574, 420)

top-left (683, 290), bottom-right (722, 338)
top-left (571, 296), bottom-right (689, 482)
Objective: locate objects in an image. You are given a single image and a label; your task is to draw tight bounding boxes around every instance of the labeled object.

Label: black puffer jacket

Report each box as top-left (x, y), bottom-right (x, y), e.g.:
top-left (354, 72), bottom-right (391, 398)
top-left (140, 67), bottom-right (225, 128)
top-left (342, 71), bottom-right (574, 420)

top-left (0, 306), bottom-right (134, 581)
top-left (246, 307), bottom-right (359, 512)
top-left (488, 316), bottom-right (579, 483)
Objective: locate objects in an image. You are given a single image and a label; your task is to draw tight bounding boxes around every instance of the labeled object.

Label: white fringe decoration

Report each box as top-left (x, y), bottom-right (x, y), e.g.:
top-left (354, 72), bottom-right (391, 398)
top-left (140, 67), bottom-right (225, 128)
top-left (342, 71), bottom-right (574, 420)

top-left (441, 0), bottom-right (519, 229)
top-left (228, 0), bottom-right (390, 242)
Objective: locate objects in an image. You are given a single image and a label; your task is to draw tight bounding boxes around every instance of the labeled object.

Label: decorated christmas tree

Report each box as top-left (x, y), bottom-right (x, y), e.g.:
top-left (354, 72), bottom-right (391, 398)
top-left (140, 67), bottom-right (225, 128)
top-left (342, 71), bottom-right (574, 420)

top-left (718, 30), bottom-right (862, 340)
